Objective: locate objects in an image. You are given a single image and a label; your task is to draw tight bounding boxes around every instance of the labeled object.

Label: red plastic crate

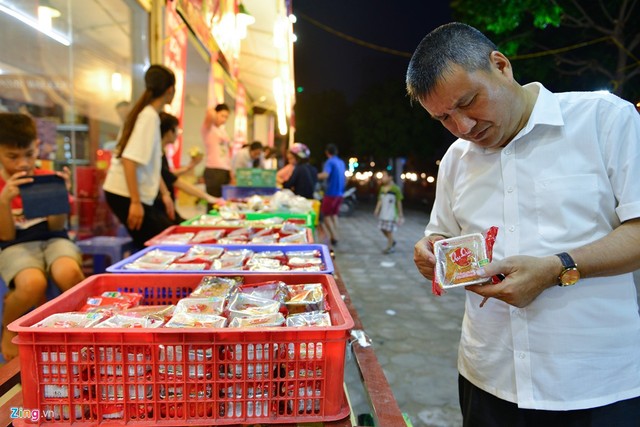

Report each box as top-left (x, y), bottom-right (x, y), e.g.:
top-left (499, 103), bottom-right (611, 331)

top-left (9, 274), bottom-right (353, 426)
top-left (145, 225), bottom-right (314, 246)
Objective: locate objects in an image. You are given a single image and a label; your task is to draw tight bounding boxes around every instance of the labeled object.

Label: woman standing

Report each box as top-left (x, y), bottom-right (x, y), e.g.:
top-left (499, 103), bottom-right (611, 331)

top-left (103, 64), bottom-right (176, 249)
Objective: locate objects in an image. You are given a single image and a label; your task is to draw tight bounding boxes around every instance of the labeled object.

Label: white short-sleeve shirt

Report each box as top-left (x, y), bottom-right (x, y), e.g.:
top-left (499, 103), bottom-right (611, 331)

top-left (103, 105), bottom-right (162, 205)
top-left (426, 83), bottom-right (640, 410)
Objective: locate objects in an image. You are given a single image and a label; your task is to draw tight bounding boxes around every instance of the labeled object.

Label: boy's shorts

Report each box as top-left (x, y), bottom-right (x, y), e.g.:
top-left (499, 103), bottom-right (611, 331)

top-left (0, 238), bottom-right (82, 287)
top-left (320, 196), bottom-right (343, 216)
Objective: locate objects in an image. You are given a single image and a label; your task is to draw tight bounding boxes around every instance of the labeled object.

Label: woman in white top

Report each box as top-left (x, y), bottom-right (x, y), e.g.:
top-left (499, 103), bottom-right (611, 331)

top-left (103, 64), bottom-right (176, 248)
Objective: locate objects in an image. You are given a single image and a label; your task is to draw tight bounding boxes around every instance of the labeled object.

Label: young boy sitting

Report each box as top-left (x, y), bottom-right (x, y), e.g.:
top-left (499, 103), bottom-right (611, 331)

top-left (0, 113), bottom-right (85, 361)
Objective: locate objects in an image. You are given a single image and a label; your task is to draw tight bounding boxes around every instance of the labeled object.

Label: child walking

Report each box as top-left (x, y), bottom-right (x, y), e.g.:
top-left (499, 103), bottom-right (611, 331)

top-left (374, 170), bottom-right (404, 254)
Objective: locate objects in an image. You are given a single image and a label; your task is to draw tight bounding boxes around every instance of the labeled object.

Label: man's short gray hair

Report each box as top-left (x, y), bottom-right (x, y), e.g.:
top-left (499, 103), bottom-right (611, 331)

top-left (406, 22), bottom-right (497, 103)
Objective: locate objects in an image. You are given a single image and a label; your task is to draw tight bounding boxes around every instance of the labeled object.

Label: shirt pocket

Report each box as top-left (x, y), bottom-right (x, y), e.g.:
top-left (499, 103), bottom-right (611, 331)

top-left (534, 174), bottom-right (598, 242)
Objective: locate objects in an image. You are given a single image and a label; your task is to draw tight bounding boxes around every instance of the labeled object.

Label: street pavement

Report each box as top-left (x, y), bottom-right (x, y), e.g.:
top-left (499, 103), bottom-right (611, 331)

top-left (328, 200), bottom-right (464, 427)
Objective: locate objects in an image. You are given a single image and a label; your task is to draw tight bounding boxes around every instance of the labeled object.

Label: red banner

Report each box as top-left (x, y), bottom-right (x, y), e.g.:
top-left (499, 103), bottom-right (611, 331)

top-left (163, 1), bottom-right (187, 169)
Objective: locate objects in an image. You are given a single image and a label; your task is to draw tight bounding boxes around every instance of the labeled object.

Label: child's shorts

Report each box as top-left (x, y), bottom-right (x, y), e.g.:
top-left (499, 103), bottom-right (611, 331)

top-left (0, 238), bottom-right (82, 287)
top-left (378, 219), bottom-right (397, 233)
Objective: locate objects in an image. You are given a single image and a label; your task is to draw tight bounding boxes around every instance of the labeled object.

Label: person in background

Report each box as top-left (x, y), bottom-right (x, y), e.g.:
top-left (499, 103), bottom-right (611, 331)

top-left (282, 142), bottom-right (317, 199)
top-left (154, 112), bottom-right (221, 224)
top-left (374, 169), bottom-right (404, 254)
top-left (230, 141), bottom-right (264, 183)
top-left (201, 103), bottom-right (231, 201)
top-left (0, 113), bottom-right (84, 361)
top-left (115, 100), bottom-right (131, 123)
top-left (408, 22), bottom-right (640, 426)
top-left (317, 143), bottom-right (346, 246)
top-left (103, 100), bottom-right (132, 151)
top-left (103, 64), bottom-right (176, 249)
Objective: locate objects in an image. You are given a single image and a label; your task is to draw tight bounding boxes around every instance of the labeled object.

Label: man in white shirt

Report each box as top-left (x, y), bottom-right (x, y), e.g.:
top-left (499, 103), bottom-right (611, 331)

top-left (230, 141), bottom-right (264, 183)
top-left (407, 22), bottom-right (640, 426)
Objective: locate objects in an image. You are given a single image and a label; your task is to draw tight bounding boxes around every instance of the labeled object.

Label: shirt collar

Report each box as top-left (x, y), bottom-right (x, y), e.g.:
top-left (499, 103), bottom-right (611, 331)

top-left (460, 82), bottom-right (564, 158)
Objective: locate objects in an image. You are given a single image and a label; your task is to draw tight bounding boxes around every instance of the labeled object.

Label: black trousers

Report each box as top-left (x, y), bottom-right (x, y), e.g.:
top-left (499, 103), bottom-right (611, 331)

top-left (459, 374), bottom-right (640, 427)
top-left (104, 191), bottom-right (173, 250)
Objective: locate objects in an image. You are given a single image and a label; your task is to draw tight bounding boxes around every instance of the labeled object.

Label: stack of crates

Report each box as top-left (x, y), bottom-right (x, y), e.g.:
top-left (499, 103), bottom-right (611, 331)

top-left (9, 236), bottom-right (352, 425)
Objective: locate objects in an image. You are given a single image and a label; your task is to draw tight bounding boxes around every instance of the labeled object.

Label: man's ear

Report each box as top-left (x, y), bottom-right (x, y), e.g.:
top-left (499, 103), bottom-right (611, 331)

top-left (490, 51), bottom-right (513, 78)
top-left (33, 138), bottom-right (41, 157)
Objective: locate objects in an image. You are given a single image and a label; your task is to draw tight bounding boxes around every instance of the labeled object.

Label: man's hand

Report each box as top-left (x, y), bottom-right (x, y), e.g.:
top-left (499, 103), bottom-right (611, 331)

top-left (0, 171), bottom-right (33, 204)
top-left (468, 255), bottom-right (561, 307)
top-left (414, 235), bottom-right (444, 280)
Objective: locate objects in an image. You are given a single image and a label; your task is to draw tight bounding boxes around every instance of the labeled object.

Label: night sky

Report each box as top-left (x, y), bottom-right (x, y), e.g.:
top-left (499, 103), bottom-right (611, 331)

top-left (292, 1), bottom-right (453, 103)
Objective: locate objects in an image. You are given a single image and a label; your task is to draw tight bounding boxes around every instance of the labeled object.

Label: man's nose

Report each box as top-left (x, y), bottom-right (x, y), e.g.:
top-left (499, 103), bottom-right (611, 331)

top-left (451, 112), bottom-right (476, 135)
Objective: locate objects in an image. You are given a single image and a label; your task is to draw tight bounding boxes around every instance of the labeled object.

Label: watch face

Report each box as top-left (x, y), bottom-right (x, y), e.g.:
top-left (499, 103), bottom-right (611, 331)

top-left (561, 268), bottom-right (580, 286)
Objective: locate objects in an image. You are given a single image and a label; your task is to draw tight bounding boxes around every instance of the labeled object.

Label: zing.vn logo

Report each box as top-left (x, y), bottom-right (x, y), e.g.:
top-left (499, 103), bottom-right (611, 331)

top-left (10, 407), bottom-right (54, 422)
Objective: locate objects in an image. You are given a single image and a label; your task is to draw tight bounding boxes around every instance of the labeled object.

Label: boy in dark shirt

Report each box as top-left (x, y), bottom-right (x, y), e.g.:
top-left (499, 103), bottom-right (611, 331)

top-left (0, 113), bottom-right (84, 360)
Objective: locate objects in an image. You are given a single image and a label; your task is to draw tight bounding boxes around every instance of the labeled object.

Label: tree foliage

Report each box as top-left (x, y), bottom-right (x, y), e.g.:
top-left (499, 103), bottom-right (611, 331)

top-left (293, 90), bottom-right (351, 167)
top-left (451, 0), bottom-right (640, 102)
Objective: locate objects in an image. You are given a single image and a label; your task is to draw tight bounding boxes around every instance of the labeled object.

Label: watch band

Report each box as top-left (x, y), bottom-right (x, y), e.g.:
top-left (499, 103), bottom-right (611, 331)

top-left (555, 252), bottom-right (576, 269)
top-left (555, 252), bottom-right (579, 286)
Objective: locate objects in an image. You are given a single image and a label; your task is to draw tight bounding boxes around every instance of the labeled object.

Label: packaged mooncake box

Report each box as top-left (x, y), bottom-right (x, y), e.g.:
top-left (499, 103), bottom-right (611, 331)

top-left (433, 233), bottom-right (489, 289)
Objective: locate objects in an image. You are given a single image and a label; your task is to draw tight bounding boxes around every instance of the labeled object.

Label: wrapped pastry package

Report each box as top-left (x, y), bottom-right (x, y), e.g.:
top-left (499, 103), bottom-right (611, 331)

top-left (433, 233), bottom-right (489, 289)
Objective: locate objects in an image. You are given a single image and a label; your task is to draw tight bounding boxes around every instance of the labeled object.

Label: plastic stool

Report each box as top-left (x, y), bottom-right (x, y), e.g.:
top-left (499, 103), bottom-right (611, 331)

top-left (76, 236), bottom-right (135, 273)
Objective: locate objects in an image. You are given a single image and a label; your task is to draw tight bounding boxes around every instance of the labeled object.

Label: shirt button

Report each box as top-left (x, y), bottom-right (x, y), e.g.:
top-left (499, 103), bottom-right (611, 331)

top-left (504, 149), bottom-right (512, 155)
top-left (518, 353), bottom-right (526, 359)
top-left (507, 186), bottom-right (514, 193)
top-left (509, 226), bottom-right (515, 232)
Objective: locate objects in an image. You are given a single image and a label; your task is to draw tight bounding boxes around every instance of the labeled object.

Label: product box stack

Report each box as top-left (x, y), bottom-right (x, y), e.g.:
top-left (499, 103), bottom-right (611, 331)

top-left (8, 233), bottom-right (353, 425)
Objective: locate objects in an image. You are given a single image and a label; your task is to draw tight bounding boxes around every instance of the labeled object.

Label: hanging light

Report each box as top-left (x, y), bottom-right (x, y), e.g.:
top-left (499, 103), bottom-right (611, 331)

top-left (38, 0), bottom-right (61, 31)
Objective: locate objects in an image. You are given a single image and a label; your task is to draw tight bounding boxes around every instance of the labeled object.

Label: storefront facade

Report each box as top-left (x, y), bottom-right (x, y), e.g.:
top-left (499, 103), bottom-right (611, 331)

top-left (0, 0), bottom-right (296, 234)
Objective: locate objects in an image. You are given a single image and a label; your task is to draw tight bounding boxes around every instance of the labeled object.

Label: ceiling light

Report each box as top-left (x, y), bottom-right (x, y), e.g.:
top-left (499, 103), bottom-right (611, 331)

top-left (0, 3), bottom-right (70, 46)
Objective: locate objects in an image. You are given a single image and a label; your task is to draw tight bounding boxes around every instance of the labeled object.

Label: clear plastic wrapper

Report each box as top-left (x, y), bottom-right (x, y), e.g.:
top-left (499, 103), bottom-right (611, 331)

top-left (190, 276), bottom-right (242, 298)
top-left (280, 221), bottom-right (305, 235)
top-left (157, 232), bottom-right (195, 244)
top-left (222, 249), bottom-right (253, 260)
top-left (250, 234), bottom-right (278, 244)
top-left (290, 265), bottom-right (323, 272)
top-left (164, 312), bottom-right (227, 328)
top-left (181, 245), bottom-right (224, 262)
top-left (285, 311), bottom-right (332, 327)
top-left (175, 297), bottom-right (226, 315)
top-left (279, 231), bottom-right (308, 244)
top-left (191, 229), bottom-right (226, 243)
top-left (246, 257), bottom-right (282, 269)
top-left (227, 312), bottom-right (285, 328)
top-left (135, 249), bottom-right (183, 265)
top-left (227, 293), bottom-right (281, 319)
top-left (247, 264), bottom-right (291, 272)
top-left (167, 262), bottom-right (209, 271)
top-left (212, 256), bottom-right (245, 270)
top-left (286, 250), bottom-right (321, 258)
top-left (285, 283), bottom-right (325, 314)
top-left (123, 305), bottom-right (175, 322)
top-left (33, 312), bottom-right (106, 328)
top-left (252, 250), bottom-right (285, 259)
top-left (80, 291), bottom-right (143, 312)
top-left (287, 256), bottom-right (323, 267)
top-left (94, 314), bottom-right (164, 328)
top-left (433, 233), bottom-right (489, 288)
top-left (233, 280), bottom-right (288, 304)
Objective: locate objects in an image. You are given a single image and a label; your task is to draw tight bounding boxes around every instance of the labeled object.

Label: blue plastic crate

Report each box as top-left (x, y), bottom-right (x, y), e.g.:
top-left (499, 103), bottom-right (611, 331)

top-left (222, 185), bottom-right (278, 199)
top-left (106, 243), bottom-right (334, 274)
